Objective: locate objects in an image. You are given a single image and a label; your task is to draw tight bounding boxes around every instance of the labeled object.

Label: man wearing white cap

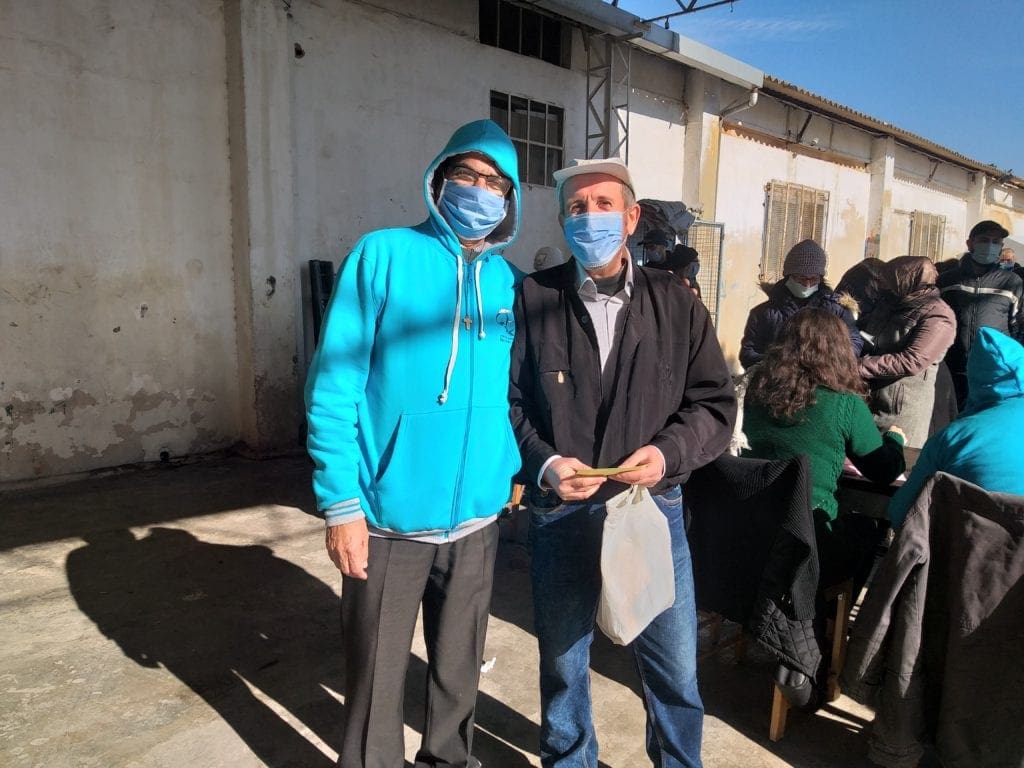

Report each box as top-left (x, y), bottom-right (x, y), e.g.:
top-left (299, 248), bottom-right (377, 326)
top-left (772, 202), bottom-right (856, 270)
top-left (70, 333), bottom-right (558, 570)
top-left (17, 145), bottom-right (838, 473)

top-left (509, 158), bottom-right (736, 767)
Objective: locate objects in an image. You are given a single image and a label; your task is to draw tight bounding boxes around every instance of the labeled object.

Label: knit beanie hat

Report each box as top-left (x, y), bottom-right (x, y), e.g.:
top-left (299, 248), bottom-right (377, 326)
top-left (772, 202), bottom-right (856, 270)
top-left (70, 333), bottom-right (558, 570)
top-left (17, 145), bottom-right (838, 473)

top-left (783, 239), bottom-right (827, 277)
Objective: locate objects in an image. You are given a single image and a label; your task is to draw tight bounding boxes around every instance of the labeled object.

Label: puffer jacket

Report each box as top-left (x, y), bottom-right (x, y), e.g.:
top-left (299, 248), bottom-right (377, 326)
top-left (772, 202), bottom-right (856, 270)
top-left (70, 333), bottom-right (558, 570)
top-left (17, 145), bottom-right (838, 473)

top-left (937, 254), bottom-right (1022, 406)
top-left (858, 256), bottom-right (956, 448)
top-left (739, 280), bottom-right (861, 369)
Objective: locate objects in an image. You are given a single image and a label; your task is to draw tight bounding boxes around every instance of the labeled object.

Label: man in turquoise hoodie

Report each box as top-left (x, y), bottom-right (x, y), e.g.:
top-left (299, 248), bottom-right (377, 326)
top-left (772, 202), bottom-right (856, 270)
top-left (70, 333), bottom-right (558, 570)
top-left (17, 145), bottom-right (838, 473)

top-left (889, 326), bottom-right (1024, 527)
top-left (305, 120), bottom-right (522, 767)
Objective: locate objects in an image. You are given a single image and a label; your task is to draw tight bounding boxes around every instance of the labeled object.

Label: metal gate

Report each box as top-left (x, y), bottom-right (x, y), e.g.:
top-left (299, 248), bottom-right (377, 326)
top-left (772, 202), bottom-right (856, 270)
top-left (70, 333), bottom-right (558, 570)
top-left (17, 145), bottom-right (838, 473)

top-left (682, 221), bottom-right (725, 327)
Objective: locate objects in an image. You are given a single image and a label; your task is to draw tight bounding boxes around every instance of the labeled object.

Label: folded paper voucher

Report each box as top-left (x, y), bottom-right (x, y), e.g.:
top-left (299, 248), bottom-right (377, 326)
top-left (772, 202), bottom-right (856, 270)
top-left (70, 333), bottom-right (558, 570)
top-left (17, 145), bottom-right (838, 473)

top-left (575, 464), bottom-right (648, 477)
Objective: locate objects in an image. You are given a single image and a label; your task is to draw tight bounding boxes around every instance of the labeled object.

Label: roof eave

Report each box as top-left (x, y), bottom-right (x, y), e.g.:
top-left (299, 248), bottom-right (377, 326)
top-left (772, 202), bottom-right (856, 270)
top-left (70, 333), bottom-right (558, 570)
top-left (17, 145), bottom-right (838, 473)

top-left (531, 0), bottom-right (763, 89)
top-left (762, 76), bottom-right (1020, 185)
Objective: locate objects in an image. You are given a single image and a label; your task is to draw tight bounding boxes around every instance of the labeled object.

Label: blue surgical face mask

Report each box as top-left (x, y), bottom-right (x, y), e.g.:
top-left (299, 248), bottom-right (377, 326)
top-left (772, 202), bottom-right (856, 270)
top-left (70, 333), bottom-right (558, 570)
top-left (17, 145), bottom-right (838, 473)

top-left (971, 241), bottom-right (1002, 265)
top-left (686, 262), bottom-right (700, 279)
top-left (562, 212), bottom-right (626, 270)
top-left (999, 261), bottom-right (1016, 270)
top-left (438, 181), bottom-right (508, 240)
top-left (786, 276), bottom-right (819, 300)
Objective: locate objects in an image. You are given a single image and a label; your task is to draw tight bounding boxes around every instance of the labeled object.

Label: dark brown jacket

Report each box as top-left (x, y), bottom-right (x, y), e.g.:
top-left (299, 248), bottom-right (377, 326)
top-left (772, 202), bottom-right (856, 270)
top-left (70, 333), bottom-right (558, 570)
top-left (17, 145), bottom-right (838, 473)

top-left (858, 256), bottom-right (956, 446)
top-left (841, 472), bottom-right (1024, 768)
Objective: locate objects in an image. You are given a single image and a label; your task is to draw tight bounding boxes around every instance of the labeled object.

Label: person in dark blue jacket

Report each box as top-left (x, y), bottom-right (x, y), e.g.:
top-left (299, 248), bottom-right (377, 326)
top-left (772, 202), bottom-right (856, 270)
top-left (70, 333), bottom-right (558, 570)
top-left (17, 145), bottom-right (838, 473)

top-left (305, 119), bottom-right (521, 767)
top-left (739, 239), bottom-right (861, 369)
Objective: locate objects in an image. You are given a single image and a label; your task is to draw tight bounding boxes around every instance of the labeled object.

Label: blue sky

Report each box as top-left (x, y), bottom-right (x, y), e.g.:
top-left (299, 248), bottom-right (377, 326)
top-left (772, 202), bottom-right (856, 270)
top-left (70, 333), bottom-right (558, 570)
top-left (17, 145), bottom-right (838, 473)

top-left (610, 0), bottom-right (1024, 176)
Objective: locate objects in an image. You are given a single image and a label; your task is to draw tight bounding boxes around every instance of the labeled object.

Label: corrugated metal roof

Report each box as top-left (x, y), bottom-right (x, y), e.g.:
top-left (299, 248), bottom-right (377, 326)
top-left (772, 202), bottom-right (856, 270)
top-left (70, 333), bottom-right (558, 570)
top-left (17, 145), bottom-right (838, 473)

top-left (761, 75), bottom-right (1019, 183)
top-left (574, 2), bottom-right (1019, 185)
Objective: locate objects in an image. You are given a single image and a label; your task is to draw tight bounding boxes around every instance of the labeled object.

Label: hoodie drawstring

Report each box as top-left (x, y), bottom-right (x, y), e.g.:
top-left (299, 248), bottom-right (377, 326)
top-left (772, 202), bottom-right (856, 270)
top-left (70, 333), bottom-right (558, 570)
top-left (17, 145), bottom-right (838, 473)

top-left (475, 259), bottom-right (486, 340)
top-left (437, 256), bottom-right (490, 404)
top-left (438, 256), bottom-right (464, 405)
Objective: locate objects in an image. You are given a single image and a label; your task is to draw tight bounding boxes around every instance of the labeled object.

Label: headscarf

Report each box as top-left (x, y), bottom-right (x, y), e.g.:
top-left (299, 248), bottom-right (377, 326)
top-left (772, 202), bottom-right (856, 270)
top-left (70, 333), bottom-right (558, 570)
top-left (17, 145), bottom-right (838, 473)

top-left (883, 255), bottom-right (939, 313)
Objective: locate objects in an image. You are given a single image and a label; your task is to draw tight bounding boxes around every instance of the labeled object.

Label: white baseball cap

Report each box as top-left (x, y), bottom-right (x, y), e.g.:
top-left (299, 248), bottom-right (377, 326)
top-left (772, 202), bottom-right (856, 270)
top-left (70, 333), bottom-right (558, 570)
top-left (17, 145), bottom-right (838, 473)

top-left (552, 157), bottom-right (635, 199)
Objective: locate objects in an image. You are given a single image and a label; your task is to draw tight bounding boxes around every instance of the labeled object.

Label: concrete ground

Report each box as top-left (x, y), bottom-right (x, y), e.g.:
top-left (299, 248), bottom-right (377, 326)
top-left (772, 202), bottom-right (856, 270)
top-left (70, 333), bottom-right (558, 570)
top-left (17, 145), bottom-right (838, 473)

top-left (1, 455), bottom-right (879, 767)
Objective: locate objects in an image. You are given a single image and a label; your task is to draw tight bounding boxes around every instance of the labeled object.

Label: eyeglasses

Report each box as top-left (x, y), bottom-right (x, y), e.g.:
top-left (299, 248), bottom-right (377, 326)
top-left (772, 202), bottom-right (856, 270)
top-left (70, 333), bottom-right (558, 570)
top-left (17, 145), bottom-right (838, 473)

top-left (446, 164), bottom-right (512, 196)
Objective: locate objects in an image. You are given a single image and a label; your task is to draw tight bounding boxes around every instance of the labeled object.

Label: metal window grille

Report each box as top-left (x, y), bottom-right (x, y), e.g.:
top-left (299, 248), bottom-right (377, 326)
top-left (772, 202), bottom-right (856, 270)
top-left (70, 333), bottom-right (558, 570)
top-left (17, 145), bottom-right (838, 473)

top-left (478, 0), bottom-right (569, 68)
top-left (908, 211), bottom-right (946, 262)
top-left (683, 222), bottom-right (724, 327)
top-left (761, 181), bottom-right (829, 282)
top-left (490, 91), bottom-right (564, 187)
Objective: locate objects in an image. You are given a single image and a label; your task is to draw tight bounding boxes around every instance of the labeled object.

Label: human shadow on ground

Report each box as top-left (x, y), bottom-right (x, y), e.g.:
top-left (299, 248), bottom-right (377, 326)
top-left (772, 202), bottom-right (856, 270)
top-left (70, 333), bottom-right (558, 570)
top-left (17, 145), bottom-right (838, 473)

top-left (67, 526), bottom-right (538, 767)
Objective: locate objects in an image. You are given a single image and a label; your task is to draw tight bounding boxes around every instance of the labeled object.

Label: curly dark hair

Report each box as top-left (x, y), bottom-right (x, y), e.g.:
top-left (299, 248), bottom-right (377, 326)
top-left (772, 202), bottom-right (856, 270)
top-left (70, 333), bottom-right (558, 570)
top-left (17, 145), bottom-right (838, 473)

top-left (746, 308), bottom-right (867, 420)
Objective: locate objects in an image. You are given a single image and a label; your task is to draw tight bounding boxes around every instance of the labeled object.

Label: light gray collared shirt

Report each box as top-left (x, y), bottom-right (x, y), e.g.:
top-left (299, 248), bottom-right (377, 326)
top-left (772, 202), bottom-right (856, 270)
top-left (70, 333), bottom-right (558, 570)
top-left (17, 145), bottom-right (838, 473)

top-left (574, 254), bottom-right (634, 373)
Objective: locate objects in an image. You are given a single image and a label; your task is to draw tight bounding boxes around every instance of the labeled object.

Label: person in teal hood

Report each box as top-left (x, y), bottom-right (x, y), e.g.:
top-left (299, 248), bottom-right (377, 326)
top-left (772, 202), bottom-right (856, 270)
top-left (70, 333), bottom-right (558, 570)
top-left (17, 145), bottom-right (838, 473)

top-left (304, 119), bottom-right (522, 767)
top-left (889, 326), bottom-right (1024, 528)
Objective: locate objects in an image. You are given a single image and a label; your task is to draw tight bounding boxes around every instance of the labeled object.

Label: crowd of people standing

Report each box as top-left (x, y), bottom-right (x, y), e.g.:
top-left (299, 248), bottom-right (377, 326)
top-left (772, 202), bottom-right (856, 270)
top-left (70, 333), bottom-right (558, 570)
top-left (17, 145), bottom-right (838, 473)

top-left (302, 117), bottom-right (1023, 768)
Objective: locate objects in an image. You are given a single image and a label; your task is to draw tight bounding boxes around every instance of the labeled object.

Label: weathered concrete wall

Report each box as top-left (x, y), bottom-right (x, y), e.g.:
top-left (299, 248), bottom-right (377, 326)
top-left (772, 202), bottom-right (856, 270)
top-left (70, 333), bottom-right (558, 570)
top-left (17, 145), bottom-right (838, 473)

top-left (1, 0), bottom-right (240, 481)
top-left (289, 0), bottom-right (575, 282)
top-left (225, 0), bottom-right (301, 455)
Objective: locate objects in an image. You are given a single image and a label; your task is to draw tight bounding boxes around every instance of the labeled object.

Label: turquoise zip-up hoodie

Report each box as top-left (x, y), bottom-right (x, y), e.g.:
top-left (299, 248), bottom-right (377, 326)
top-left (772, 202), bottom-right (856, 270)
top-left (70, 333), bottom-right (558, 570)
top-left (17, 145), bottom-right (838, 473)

top-left (889, 327), bottom-right (1024, 527)
top-left (305, 120), bottom-right (523, 533)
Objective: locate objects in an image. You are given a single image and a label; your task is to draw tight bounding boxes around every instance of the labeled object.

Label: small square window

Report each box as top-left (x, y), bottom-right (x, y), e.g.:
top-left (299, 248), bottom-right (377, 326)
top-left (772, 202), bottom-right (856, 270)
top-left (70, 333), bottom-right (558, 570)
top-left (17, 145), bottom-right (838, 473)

top-left (491, 91), bottom-right (564, 188)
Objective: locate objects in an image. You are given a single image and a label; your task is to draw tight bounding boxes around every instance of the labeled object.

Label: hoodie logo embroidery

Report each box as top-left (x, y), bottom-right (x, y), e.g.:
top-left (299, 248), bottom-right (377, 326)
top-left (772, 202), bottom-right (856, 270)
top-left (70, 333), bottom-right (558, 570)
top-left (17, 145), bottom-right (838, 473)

top-left (496, 308), bottom-right (514, 342)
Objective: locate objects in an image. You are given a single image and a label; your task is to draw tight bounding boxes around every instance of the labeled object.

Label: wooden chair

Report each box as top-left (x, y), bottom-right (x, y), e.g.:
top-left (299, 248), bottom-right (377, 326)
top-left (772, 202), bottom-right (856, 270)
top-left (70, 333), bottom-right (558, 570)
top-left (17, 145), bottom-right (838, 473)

top-left (686, 453), bottom-right (822, 742)
top-left (498, 483), bottom-right (529, 544)
top-left (769, 578), bottom-right (853, 741)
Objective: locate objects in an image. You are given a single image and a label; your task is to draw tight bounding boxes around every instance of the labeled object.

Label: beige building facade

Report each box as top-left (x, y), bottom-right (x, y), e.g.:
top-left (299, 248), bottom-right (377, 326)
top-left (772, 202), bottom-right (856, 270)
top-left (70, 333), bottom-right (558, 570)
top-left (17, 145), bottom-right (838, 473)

top-left (3, 0), bottom-right (1022, 483)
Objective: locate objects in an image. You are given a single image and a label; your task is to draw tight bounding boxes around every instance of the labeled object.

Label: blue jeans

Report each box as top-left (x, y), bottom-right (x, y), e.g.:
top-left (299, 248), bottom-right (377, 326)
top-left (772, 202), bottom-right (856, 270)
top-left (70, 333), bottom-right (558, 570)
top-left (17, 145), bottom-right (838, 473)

top-left (530, 485), bottom-right (703, 768)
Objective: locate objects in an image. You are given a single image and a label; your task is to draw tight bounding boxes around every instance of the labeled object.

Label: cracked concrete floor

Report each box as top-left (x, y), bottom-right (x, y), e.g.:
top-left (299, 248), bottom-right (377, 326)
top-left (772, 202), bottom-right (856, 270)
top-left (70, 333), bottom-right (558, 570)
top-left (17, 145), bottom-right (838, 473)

top-left (1, 455), bottom-right (878, 767)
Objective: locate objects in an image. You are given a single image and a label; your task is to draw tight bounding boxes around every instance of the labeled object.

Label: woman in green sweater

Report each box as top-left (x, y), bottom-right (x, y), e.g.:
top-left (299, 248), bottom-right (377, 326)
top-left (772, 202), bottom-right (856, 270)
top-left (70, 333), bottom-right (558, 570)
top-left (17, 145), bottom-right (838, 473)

top-left (742, 308), bottom-right (906, 596)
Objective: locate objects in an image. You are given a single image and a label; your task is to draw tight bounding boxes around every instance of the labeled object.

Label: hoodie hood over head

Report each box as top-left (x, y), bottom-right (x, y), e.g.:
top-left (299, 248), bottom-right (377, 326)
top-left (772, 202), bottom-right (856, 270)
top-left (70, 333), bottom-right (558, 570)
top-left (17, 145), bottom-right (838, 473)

top-left (423, 119), bottom-right (521, 257)
top-left (964, 327), bottom-right (1024, 414)
top-left (421, 119), bottom-right (521, 404)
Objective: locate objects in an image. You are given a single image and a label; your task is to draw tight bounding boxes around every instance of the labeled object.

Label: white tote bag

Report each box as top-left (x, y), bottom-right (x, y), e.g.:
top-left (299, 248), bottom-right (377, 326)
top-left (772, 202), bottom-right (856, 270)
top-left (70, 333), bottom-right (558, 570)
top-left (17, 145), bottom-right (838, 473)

top-left (596, 485), bottom-right (676, 645)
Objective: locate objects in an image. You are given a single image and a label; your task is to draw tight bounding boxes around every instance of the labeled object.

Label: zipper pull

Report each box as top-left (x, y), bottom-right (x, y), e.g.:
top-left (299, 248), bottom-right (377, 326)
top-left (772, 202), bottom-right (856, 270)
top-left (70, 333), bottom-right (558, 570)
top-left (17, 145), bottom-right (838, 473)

top-left (463, 316), bottom-right (472, 331)
top-left (557, 370), bottom-right (565, 384)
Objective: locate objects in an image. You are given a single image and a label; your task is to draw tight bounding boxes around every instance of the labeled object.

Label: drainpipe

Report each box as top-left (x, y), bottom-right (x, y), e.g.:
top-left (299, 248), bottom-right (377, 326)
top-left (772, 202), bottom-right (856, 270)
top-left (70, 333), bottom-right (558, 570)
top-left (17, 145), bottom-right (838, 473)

top-left (720, 88), bottom-right (759, 120)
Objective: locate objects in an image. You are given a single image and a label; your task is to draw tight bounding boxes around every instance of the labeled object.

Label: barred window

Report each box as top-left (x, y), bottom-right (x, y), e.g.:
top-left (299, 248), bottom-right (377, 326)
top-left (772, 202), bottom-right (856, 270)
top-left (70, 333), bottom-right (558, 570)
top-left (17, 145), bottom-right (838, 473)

top-left (908, 211), bottom-right (946, 262)
top-left (479, 0), bottom-right (570, 68)
top-left (490, 91), bottom-right (564, 187)
top-left (761, 181), bottom-right (829, 282)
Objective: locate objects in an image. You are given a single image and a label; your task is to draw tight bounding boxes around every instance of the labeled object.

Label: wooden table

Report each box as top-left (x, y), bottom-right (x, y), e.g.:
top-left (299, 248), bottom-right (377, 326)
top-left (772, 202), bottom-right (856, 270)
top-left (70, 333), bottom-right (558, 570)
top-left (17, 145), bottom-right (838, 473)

top-left (835, 447), bottom-right (920, 520)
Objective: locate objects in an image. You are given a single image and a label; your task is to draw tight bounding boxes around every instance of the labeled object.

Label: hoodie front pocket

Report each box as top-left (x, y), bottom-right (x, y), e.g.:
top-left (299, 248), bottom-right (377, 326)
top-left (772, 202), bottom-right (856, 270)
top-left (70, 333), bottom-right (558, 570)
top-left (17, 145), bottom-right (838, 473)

top-left (374, 409), bottom-right (466, 532)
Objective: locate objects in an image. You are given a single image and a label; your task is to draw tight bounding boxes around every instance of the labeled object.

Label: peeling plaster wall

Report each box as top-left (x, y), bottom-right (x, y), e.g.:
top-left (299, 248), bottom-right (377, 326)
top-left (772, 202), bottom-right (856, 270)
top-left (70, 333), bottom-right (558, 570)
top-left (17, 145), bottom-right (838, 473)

top-left (0, 0), bottom-right (239, 481)
top-left (714, 131), bottom-right (871, 369)
top-left (289, 0), bottom-right (574, 280)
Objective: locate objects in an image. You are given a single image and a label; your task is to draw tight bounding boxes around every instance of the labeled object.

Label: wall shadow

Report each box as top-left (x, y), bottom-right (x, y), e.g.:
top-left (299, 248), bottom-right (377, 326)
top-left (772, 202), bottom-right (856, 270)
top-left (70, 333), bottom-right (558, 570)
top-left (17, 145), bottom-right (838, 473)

top-left (66, 526), bottom-right (537, 767)
top-left (1, 455), bottom-right (317, 552)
